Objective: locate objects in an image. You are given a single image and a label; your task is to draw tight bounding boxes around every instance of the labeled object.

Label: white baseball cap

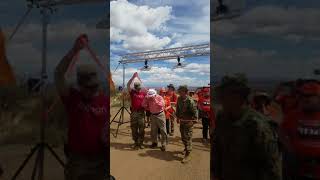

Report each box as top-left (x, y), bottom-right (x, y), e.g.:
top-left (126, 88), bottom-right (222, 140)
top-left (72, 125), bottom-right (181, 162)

top-left (147, 89), bottom-right (157, 97)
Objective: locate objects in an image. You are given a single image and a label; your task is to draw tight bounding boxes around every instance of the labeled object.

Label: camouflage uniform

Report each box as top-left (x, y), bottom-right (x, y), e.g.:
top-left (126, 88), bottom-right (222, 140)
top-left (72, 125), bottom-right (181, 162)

top-left (130, 110), bottom-right (145, 145)
top-left (176, 87), bottom-right (198, 157)
top-left (212, 74), bottom-right (282, 180)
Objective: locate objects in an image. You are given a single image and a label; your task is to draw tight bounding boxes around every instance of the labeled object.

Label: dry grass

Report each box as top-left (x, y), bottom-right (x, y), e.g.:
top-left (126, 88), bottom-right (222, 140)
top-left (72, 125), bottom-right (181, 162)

top-left (0, 86), bottom-right (67, 146)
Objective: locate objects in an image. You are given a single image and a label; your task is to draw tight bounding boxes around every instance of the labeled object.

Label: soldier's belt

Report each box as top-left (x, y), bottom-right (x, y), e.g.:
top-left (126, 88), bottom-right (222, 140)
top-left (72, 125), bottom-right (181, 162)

top-left (180, 119), bottom-right (197, 122)
top-left (151, 111), bottom-right (163, 116)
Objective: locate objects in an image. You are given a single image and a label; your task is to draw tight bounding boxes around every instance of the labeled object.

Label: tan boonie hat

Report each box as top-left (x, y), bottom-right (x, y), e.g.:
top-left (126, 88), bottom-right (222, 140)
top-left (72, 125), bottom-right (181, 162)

top-left (77, 64), bottom-right (100, 87)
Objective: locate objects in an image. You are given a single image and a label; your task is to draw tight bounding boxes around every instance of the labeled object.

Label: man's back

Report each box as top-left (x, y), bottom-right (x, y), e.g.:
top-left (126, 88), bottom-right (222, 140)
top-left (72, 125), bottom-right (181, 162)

top-left (61, 88), bottom-right (109, 156)
top-left (130, 90), bottom-right (146, 111)
top-left (213, 108), bottom-right (282, 180)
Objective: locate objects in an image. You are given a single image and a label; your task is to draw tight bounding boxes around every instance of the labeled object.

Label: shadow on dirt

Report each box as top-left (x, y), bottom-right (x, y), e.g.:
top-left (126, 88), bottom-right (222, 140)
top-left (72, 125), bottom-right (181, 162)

top-left (110, 142), bottom-right (136, 151)
top-left (138, 150), bottom-right (183, 162)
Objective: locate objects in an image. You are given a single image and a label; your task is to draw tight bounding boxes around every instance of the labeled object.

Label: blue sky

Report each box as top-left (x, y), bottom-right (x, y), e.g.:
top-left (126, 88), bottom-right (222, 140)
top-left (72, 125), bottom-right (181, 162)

top-left (1, 0), bottom-right (108, 82)
top-left (211, 0), bottom-right (320, 82)
top-left (110, 0), bottom-right (210, 88)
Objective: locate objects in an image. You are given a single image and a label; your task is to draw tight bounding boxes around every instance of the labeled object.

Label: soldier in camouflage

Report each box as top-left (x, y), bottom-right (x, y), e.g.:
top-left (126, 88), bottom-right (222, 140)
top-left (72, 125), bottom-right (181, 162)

top-left (176, 85), bottom-right (198, 164)
top-left (212, 75), bottom-right (282, 180)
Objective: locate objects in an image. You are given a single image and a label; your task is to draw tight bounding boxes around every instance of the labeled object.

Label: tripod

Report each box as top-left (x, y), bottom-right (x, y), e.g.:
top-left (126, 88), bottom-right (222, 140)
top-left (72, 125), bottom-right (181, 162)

top-left (11, 4), bottom-right (64, 180)
top-left (110, 63), bottom-right (131, 138)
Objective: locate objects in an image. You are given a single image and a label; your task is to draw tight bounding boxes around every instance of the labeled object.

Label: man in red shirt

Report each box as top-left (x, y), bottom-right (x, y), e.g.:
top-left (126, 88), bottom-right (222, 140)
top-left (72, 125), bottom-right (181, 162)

top-left (127, 81), bottom-right (146, 150)
top-left (167, 84), bottom-right (177, 135)
top-left (198, 87), bottom-right (211, 143)
top-left (280, 81), bottom-right (320, 178)
top-left (55, 35), bottom-right (109, 180)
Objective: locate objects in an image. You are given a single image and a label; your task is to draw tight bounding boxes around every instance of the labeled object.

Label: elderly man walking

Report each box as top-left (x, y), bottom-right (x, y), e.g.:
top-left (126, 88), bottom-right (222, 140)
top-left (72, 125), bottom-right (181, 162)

top-left (142, 89), bottom-right (168, 151)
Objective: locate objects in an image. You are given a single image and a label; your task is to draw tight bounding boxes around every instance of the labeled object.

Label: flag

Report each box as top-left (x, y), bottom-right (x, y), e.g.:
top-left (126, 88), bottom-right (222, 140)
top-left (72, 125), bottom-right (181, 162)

top-left (0, 28), bottom-right (16, 86)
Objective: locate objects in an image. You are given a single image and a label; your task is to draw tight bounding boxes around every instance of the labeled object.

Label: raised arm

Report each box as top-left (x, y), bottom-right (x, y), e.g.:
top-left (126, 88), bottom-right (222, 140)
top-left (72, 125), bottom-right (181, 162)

top-left (127, 73), bottom-right (136, 93)
top-left (54, 34), bottom-right (88, 97)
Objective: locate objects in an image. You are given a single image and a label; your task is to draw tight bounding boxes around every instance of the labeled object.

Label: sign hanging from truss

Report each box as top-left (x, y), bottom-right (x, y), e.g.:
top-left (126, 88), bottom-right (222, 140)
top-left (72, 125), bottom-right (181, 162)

top-left (119, 43), bottom-right (210, 64)
top-left (211, 0), bottom-right (246, 21)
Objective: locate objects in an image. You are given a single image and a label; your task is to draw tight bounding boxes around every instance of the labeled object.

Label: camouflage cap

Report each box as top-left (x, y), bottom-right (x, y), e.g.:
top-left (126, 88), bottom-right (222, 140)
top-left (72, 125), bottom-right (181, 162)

top-left (178, 85), bottom-right (188, 92)
top-left (134, 82), bottom-right (141, 90)
top-left (216, 74), bottom-right (250, 97)
top-left (76, 64), bottom-right (99, 87)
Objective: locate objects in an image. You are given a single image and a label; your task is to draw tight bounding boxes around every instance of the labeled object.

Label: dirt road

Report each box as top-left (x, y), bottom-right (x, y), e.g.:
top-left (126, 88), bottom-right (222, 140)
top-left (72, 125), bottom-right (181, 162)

top-left (110, 107), bottom-right (210, 180)
top-left (0, 145), bottom-right (65, 180)
top-left (0, 107), bottom-right (210, 180)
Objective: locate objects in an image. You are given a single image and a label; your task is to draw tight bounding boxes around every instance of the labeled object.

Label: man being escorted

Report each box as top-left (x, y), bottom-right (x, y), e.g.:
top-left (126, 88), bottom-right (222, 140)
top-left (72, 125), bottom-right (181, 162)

top-left (55, 34), bottom-right (109, 180)
top-left (212, 75), bottom-right (282, 180)
top-left (176, 85), bottom-right (198, 164)
top-left (127, 82), bottom-right (146, 150)
top-left (142, 89), bottom-right (168, 151)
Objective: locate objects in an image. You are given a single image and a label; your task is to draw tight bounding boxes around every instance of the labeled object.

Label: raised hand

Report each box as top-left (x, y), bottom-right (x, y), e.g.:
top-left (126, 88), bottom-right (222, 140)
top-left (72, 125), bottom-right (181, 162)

top-left (73, 34), bottom-right (88, 51)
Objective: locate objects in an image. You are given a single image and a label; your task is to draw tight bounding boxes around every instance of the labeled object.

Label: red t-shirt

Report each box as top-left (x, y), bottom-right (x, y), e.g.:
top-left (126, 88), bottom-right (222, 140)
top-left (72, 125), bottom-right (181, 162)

top-left (281, 109), bottom-right (320, 157)
top-left (130, 90), bottom-right (146, 111)
top-left (61, 88), bottom-right (109, 156)
top-left (170, 93), bottom-right (177, 103)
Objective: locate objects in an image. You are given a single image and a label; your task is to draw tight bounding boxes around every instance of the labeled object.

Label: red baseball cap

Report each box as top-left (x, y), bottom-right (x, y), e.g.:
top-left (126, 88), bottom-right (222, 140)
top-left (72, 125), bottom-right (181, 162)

top-left (299, 82), bottom-right (320, 96)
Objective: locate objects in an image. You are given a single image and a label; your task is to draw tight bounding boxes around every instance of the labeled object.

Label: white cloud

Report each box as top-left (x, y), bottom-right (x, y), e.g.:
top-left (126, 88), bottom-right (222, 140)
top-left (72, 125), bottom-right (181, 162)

top-left (180, 63), bottom-right (210, 75)
top-left (111, 64), bottom-right (210, 87)
top-left (213, 6), bottom-right (320, 40)
top-left (168, 0), bottom-right (210, 46)
top-left (4, 20), bottom-right (105, 44)
top-left (110, 0), bottom-right (172, 51)
top-left (122, 33), bottom-right (171, 50)
top-left (213, 44), bottom-right (319, 80)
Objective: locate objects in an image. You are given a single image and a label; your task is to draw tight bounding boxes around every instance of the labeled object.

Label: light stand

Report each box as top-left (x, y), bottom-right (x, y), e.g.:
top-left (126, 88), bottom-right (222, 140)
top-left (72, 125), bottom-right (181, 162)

top-left (110, 63), bottom-right (131, 138)
top-left (11, 4), bottom-right (64, 180)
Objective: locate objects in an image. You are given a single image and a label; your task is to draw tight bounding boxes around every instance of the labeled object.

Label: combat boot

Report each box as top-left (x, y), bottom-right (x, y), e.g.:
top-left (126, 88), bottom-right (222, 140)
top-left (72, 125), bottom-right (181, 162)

top-left (181, 149), bottom-right (186, 155)
top-left (160, 145), bottom-right (166, 151)
top-left (139, 143), bottom-right (145, 149)
top-left (181, 152), bottom-right (191, 164)
top-left (133, 142), bottom-right (139, 150)
top-left (150, 143), bottom-right (157, 149)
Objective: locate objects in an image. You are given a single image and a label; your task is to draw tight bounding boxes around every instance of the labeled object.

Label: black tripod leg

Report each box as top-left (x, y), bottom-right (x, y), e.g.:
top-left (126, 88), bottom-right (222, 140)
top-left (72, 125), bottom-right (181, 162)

top-left (45, 144), bottom-right (65, 167)
top-left (110, 107), bottom-right (123, 124)
top-left (114, 108), bottom-right (124, 138)
top-left (123, 107), bottom-right (132, 124)
top-left (31, 149), bottom-right (41, 180)
top-left (111, 107), bottom-right (123, 137)
top-left (11, 144), bottom-right (40, 180)
top-left (124, 107), bottom-right (131, 115)
top-left (37, 145), bottom-right (44, 180)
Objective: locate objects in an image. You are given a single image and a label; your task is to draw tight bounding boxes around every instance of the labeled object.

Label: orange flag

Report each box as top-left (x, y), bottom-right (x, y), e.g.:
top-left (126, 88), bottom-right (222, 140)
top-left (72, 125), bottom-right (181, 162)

top-left (109, 72), bottom-right (115, 93)
top-left (0, 28), bottom-right (16, 86)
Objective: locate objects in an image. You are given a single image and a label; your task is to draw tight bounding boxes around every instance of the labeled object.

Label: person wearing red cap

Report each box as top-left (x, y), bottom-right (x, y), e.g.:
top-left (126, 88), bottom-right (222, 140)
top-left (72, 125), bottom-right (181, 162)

top-left (209, 105), bottom-right (216, 180)
top-left (280, 80), bottom-right (320, 179)
top-left (167, 84), bottom-right (178, 135)
top-left (159, 88), bottom-right (173, 135)
top-left (197, 87), bottom-right (211, 143)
